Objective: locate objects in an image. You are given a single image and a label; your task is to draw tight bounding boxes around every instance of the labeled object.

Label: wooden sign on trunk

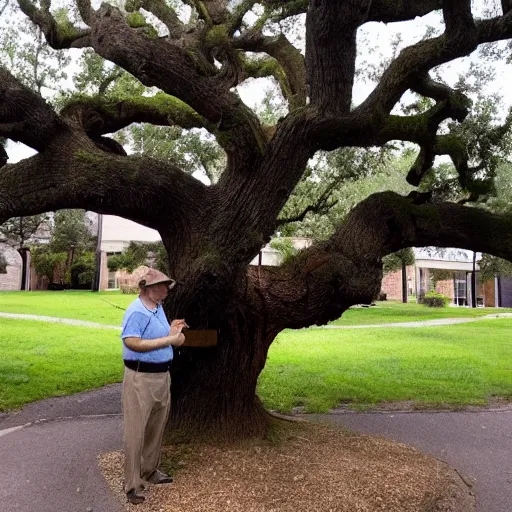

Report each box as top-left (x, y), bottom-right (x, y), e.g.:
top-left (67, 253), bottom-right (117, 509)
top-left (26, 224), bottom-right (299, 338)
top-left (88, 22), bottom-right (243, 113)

top-left (182, 329), bottom-right (218, 347)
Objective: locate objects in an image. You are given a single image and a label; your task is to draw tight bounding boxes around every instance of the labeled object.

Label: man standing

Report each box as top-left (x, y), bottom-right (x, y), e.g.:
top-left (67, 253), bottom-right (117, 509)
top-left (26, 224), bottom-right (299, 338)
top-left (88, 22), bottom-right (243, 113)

top-left (121, 268), bottom-right (187, 505)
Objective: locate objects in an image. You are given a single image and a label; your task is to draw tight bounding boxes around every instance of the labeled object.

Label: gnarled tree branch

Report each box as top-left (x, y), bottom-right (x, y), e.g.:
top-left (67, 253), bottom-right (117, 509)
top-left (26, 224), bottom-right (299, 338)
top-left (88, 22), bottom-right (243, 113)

top-left (254, 191), bottom-right (512, 330)
top-left (306, 0), bottom-right (372, 116)
top-left (368, 0), bottom-right (443, 22)
top-left (276, 182), bottom-right (338, 227)
top-left (228, 0), bottom-right (258, 34)
top-left (356, 6), bottom-right (486, 120)
top-left (0, 0), bottom-right (9, 16)
top-left (184, 0), bottom-right (230, 25)
top-left (234, 32), bottom-right (307, 110)
top-left (125, 0), bottom-right (184, 37)
top-left (263, 0), bottom-right (444, 25)
top-left (60, 94), bottom-right (212, 136)
top-left (0, 65), bottom-right (208, 230)
top-left (17, 0), bottom-right (91, 48)
top-left (21, 1), bottom-right (267, 172)
top-left (0, 66), bottom-right (66, 151)
top-left (405, 73), bottom-right (471, 185)
top-left (0, 144), bottom-right (7, 169)
top-left (310, 11), bottom-right (512, 155)
top-left (0, 140), bottom-right (209, 230)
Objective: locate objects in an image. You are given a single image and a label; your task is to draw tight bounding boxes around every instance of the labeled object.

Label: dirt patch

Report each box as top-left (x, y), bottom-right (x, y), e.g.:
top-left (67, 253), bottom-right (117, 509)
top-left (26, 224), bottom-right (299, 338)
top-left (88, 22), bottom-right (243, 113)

top-left (99, 422), bottom-right (474, 512)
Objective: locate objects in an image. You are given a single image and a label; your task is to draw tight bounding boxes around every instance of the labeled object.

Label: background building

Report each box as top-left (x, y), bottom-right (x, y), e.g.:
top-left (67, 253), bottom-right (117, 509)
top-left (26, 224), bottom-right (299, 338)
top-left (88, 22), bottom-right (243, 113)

top-left (0, 242), bottom-right (22, 291)
top-left (97, 213), bottom-right (313, 291)
top-left (2, 212), bottom-right (512, 307)
top-left (380, 248), bottom-right (512, 307)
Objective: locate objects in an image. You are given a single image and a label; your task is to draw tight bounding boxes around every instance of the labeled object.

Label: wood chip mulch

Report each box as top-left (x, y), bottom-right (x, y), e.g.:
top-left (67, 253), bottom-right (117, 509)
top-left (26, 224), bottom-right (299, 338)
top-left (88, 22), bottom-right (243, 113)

top-left (99, 422), bottom-right (475, 512)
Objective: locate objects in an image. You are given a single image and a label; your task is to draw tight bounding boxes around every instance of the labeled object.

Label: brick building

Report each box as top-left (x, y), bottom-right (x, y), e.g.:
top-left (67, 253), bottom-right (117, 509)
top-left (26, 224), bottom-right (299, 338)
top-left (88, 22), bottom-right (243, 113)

top-left (97, 214), bottom-right (313, 291)
top-left (0, 242), bottom-right (22, 291)
top-left (381, 249), bottom-right (500, 307)
top-left (2, 212), bottom-right (512, 308)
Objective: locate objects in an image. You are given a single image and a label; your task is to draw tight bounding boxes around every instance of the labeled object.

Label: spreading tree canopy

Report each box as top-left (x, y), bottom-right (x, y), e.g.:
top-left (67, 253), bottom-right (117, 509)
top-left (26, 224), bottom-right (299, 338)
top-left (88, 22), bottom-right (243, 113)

top-left (2, 0), bottom-right (512, 438)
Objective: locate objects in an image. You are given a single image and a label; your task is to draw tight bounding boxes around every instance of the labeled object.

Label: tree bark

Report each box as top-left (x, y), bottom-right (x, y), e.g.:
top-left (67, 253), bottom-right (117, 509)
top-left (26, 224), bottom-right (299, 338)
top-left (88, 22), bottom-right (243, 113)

top-left (306, 1), bottom-right (371, 115)
top-left (169, 291), bottom-right (275, 439)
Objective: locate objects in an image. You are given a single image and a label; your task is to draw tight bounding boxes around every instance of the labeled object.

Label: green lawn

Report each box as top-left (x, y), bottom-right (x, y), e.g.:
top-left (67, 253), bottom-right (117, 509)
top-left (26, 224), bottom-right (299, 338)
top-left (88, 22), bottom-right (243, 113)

top-left (1, 292), bottom-right (511, 413)
top-left (2, 292), bottom-right (511, 327)
top-left (0, 290), bottom-right (134, 325)
top-left (0, 318), bottom-right (123, 410)
top-left (333, 301), bottom-right (512, 326)
top-left (259, 320), bottom-right (512, 412)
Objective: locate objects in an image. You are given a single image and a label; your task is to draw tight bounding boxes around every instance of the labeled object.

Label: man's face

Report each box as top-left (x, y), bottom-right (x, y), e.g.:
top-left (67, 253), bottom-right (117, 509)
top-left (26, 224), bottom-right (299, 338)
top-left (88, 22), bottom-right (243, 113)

top-left (147, 283), bottom-right (169, 303)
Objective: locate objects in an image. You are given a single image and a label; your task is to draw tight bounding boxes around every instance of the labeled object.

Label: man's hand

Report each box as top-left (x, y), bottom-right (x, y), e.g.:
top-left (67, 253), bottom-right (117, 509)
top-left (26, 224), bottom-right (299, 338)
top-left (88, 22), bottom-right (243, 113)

top-left (170, 332), bottom-right (186, 347)
top-left (170, 319), bottom-right (188, 335)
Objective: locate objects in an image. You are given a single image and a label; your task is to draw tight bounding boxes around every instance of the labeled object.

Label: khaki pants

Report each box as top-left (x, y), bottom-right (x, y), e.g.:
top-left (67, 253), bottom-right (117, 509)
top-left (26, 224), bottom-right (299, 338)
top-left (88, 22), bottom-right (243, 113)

top-left (122, 367), bottom-right (171, 493)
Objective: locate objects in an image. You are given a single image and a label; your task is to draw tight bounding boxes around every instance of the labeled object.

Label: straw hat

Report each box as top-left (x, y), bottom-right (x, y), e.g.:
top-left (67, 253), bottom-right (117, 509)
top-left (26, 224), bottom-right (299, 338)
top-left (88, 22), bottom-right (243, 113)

top-left (138, 268), bottom-right (176, 289)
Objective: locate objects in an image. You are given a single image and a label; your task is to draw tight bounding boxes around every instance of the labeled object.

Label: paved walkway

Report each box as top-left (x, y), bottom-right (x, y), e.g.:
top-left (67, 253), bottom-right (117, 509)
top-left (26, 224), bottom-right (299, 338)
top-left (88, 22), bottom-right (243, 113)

top-left (2, 311), bottom-right (512, 330)
top-left (1, 385), bottom-right (511, 512)
top-left (0, 415), bottom-right (123, 512)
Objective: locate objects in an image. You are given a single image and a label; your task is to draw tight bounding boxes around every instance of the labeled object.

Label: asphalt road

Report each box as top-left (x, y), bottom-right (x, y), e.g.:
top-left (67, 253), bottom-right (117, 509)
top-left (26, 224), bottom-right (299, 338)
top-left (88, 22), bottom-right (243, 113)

top-left (0, 415), bottom-right (123, 512)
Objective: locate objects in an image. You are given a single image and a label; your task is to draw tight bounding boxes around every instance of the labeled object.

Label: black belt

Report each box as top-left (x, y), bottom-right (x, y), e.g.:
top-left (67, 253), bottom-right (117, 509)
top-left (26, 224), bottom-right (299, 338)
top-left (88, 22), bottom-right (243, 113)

top-left (124, 359), bottom-right (172, 373)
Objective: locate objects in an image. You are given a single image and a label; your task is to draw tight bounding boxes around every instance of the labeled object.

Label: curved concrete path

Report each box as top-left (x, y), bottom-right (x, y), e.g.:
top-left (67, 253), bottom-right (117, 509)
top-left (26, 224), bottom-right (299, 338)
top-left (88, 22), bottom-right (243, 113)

top-left (2, 311), bottom-right (512, 330)
top-left (0, 312), bottom-right (121, 330)
top-left (1, 385), bottom-right (511, 512)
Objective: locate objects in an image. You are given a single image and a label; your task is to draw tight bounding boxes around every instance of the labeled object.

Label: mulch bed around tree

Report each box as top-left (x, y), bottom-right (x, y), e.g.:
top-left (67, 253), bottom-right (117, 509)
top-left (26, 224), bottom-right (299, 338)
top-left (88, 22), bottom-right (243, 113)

top-left (99, 422), bottom-right (474, 512)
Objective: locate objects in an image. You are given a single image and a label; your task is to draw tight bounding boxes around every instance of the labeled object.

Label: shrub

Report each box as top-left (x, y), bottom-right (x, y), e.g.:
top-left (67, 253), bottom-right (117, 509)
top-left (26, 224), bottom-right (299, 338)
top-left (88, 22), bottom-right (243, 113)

top-left (71, 251), bottom-right (95, 287)
top-left (31, 246), bottom-right (67, 284)
top-left (121, 285), bottom-right (139, 294)
top-left (422, 291), bottom-right (451, 308)
top-left (108, 241), bottom-right (169, 275)
top-left (269, 238), bottom-right (298, 263)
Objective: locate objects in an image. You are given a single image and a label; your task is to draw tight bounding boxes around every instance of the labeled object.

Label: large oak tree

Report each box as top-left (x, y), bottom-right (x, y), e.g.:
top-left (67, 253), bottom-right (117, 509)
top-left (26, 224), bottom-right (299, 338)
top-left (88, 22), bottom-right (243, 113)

top-left (2, 0), bottom-right (512, 438)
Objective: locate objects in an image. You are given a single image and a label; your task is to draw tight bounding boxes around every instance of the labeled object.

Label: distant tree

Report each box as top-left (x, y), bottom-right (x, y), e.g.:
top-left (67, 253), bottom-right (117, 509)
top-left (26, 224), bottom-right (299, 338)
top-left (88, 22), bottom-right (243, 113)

top-left (50, 210), bottom-right (95, 253)
top-left (108, 241), bottom-right (169, 275)
top-left (479, 253), bottom-right (512, 282)
top-left (70, 251), bottom-right (96, 288)
top-left (23, 210), bottom-right (95, 288)
top-left (431, 269), bottom-right (455, 285)
top-left (30, 246), bottom-right (67, 286)
top-left (383, 248), bottom-right (415, 275)
top-left (0, 215), bottom-right (49, 249)
top-left (0, 209), bottom-right (49, 290)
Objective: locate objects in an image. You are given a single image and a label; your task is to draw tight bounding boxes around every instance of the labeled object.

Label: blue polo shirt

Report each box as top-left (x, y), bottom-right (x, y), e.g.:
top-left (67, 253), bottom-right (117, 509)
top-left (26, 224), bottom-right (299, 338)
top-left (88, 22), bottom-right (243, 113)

top-left (121, 298), bottom-right (173, 363)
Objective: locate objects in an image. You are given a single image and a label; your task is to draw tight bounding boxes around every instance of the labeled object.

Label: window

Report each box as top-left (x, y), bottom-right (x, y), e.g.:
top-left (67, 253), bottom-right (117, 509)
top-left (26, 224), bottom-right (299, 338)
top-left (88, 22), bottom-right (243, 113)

top-left (107, 271), bottom-right (118, 289)
top-left (454, 271), bottom-right (467, 306)
top-left (418, 268), bottom-right (435, 299)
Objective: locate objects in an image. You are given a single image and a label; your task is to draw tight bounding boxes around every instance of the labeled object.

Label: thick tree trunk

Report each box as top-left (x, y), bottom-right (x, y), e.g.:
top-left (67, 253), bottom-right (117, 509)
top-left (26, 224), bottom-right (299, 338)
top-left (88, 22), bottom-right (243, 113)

top-left (170, 306), bottom-right (274, 439)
